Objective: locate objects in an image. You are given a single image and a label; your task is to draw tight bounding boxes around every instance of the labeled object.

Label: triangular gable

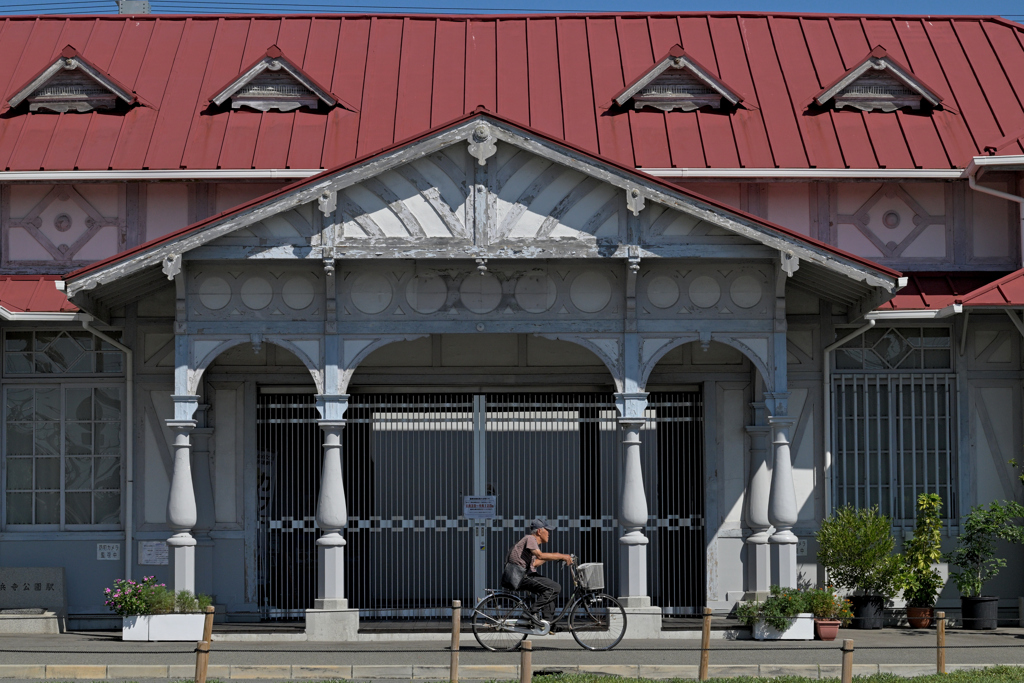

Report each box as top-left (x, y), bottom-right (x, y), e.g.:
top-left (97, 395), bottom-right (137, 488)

top-left (6, 45), bottom-right (139, 113)
top-left (613, 45), bottom-right (743, 112)
top-left (64, 111), bottom-right (900, 304)
top-left (813, 46), bottom-right (942, 112)
top-left (210, 45), bottom-right (355, 113)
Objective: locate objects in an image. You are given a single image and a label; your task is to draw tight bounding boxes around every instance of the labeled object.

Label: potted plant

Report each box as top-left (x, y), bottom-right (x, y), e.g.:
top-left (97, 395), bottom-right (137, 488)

top-left (900, 493), bottom-right (945, 628)
top-left (816, 505), bottom-right (901, 629)
top-left (806, 587), bottom-right (853, 641)
top-left (104, 576), bottom-right (213, 641)
top-left (944, 500), bottom-right (1024, 630)
top-left (735, 586), bottom-right (814, 640)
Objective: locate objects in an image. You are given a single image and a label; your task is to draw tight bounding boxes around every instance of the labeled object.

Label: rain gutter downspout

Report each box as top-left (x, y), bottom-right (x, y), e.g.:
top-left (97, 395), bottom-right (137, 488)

top-left (81, 317), bottom-right (134, 582)
top-left (823, 320), bottom-right (876, 517)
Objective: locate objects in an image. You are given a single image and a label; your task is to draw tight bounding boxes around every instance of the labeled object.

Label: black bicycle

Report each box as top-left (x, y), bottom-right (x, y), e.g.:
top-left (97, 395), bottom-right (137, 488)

top-left (471, 556), bottom-right (627, 651)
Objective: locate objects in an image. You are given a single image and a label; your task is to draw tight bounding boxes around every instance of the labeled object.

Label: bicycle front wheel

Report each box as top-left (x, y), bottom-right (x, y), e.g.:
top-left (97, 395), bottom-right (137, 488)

top-left (568, 593), bottom-right (627, 651)
top-left (472, 594), bottom-right (528, 652)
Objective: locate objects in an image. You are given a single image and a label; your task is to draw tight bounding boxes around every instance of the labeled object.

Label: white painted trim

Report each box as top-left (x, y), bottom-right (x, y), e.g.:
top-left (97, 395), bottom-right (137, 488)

top-left (0, 169), bottom-right (321, 181)
top-left (865, 304), bottom-right (960, 320)
top-left (963, 155), bottom-right (1024, 176)
top-left (0, 307), bottom-right (82, 321)
top-left (642, 168), bottom-right (963, 179)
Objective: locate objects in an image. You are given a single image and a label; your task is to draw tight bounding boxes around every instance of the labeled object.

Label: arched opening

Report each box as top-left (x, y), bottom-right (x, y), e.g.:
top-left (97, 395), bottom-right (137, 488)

top-left (203, 342), bottom-right (320, 622)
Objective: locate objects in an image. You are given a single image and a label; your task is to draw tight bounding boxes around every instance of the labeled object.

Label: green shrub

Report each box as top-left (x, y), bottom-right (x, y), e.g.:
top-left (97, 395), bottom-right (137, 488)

top-left (816, 504), bottom-right (901, 598)
top-left (804, 587), bottom-right (853, 624)
top-left (944, 500), bottom-right (1024, 598)
top-left (734, 585), bottom-right (810, 631)
top-left (900, 493), bottom-right (945, 608)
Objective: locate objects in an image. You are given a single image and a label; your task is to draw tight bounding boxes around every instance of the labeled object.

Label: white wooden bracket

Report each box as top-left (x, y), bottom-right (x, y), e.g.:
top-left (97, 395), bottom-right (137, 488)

top-left (626, 187), bottom-right (646, 216)
top-left (467, 124), bottom-right (497, 166)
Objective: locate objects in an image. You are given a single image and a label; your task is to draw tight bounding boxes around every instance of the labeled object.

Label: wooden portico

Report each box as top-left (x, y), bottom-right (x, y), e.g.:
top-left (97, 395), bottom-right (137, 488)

top-left (62, 111), bottom-right (901, 637)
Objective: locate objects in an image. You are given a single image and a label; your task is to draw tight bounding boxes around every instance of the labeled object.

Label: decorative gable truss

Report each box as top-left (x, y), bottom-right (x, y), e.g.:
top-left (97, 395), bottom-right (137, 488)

top-left (6, 46), bottom-right (138, 113)
top-left (613, 45), bottom-right (742, 112)
top-left (813, 47), bottom-right (942, 113)
top-left (210, 46), bottom-right (354, 113)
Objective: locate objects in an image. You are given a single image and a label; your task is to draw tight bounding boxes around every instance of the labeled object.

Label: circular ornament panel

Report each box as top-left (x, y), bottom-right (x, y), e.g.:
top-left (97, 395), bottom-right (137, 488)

top-left (351, 273), bottom-right (393, 314)
top-left (198, 276), bottom-right (231, 310)
top-left (407, 274), bottom-right (448, 314)
top-left (459, 273), bottom-right (502, 314)
top-left (515, 272), bottom-right (557, 313)
top-left (569, 271), bottom-right (612, 313)
top-left (282, 277), bottom-right (316, 310)
top-left (729, 275), bottom-right (763, 309)
top-left (240, 277), bottom-right (273, 310)
top-left (647, 275), bottom-right (680, 309)
top-left (688, 275), bottom-right (721, 309)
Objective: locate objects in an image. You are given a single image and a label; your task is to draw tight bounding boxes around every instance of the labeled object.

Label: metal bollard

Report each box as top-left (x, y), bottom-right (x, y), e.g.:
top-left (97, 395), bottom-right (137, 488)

top-left (840, 639), bottom-right (854, 683)
top-left (520, 639), bottom-right (532, 683)
top-left (699, 607), bottom-right (712, 681)
top-left (450, 600), bottom-right (461, 683)
top-left (937, 611), bottom-right (946, 674)
top-left (194, 605), bottom-right (216, 683)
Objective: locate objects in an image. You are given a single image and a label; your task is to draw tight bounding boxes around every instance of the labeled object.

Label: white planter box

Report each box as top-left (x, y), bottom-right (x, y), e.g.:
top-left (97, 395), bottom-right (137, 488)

top-left (122, 614), bottom-right (205, 642)
top-left (753, 612), bottom-right (814, 640)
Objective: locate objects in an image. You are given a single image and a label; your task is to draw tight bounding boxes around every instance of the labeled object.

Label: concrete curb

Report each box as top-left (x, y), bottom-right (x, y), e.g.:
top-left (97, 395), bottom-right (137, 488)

top-left (0, 662), bottom-right (1004, 680)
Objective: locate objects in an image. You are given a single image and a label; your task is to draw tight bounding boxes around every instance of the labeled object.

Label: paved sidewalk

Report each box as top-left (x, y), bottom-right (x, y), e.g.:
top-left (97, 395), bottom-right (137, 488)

top-left (0, 628), bottom-right (1021, 680)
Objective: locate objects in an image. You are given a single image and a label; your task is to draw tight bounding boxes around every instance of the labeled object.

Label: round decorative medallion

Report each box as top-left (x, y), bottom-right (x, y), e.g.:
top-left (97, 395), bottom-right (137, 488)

top-left (240, 277), bottom-right (273, 310)
top-left (198, 276), bottom-right (231, 310)
top-left (688, 275), bottom-right (721, 308)
top-left (882, 210), bottom-right (901, 229)
top-left (515, 272), bottom-right (557, 313)
top-left (406, 274), bottom-right (448, 314)
top-left (729, 275), bottom-right (763, 309)
top-left (569, 270), bottom-right (612, 313)
top-left (459, 273), bottom-right (502, 314)
top-left (647, 275), bottom-right (680, 309)
top-left (53, 213), bottom-right (72, 233)
top-left (282, 277), bottom-right (315, 310)
top-left (351, 273), bottom-right (393, 314)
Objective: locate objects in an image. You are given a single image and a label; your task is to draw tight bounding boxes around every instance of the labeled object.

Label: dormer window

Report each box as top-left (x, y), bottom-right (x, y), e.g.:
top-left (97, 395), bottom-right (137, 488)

top-left (6, 46), bottom-right (138, 114)
top-left (614, 45), bottom-right (742, 113)
top-left (211, 46), bottom-right (354, 113)
top-left (813, 46), bottom-right (941, 113)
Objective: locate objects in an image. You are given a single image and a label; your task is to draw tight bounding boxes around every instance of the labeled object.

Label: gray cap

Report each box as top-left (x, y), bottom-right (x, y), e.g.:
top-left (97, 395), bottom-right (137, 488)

top-left (530, 517), bottom-right (554, 531)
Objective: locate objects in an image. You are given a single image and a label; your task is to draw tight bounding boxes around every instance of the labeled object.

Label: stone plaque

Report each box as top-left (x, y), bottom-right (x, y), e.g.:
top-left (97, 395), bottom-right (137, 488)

top-left (139, 541), bottom-right (169, 566)
top-left (0, 567), bottom-right (67, 615)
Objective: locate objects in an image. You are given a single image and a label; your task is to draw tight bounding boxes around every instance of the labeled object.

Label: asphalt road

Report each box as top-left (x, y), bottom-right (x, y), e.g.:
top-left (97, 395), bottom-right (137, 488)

top-left (1, 628), bottom-right (1023, 667)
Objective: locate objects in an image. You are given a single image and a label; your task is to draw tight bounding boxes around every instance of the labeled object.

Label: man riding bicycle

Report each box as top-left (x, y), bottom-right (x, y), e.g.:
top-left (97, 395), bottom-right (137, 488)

top-left (504, 517), bottom-right (573, 628)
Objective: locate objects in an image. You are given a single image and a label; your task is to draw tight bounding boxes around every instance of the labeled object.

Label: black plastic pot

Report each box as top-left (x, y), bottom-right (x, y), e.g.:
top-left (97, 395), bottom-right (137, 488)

top-left (961, 596), bottom-right (999, 630)
top-left (850, 595), bottom-right (885, 629)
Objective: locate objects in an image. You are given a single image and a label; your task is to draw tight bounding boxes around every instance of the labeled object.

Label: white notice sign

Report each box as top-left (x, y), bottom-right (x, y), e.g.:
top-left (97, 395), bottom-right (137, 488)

top-left (139, 541), bottom-right (169, 566)
top-left (463, 496), bottom-right (496, 519)
top-left (97, 543), bottom-right (120, 561)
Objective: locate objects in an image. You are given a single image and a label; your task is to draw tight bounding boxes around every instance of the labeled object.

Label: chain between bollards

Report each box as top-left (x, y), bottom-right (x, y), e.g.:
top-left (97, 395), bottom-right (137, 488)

top-left (194, 605), bottom-right (216, 683)
top-left (449, 600), bottom-right (461, 683)
top-left (840, 638), bottom-right (854, 683)
top-left (698, 606), bottom-right (712, 681)
top-left (937, 611), bottom-right (946, 675)
top-left (520, 639), bottom-right (532, 683)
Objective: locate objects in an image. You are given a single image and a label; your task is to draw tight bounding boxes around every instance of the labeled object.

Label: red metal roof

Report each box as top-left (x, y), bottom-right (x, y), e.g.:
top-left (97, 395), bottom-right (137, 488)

top-left (64, 110), bottom-right (903, 285)
top-left (1, 12), bottom-right (1024, 172)
top-left (0, 275), bottom-right (76, 314)
top-left (877, 272), bottom-right (1000, 310)
top-left (955, 269), bottom-right (1024, 306)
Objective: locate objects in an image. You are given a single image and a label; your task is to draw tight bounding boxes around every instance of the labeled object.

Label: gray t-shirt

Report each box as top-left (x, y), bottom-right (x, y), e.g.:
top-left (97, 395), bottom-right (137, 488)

top-left (506, 534), bottom-right (540, 574)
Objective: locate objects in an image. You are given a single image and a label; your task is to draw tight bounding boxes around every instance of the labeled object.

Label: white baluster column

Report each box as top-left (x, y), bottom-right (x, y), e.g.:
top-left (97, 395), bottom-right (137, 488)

top-left (745, 400), bottom-right (772, 593)
top-left (166, 394), bottom-right (200, 594)
top-left (306, 394), bottom-right (359, 641)
top-left (614, 392), bottom-right (650, 605)
top-left (768, 412), bottom-right (799, 589)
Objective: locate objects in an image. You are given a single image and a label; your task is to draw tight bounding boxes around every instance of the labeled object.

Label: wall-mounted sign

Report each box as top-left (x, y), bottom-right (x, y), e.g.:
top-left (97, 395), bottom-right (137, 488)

top-left (97, 543), bottom-right (120, 561)
top-left (139, 541), bottom-right (169, 566)
top-left (463, 496), bottom-right (496, 519)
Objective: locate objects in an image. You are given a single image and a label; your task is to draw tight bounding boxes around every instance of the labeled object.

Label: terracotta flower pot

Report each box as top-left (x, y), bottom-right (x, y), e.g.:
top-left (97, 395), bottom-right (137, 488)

top-left (815, 619), bottom-right (841, 641)
top-left (906, 606), bottom-right (934, 629)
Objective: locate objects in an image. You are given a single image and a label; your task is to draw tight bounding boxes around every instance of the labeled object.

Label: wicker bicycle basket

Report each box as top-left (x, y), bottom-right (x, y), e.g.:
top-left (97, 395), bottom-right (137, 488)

top-left (576, 563), bottom-right (605, 590)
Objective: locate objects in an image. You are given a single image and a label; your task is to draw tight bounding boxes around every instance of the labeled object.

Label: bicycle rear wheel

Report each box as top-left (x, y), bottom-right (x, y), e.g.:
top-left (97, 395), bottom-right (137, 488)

top-left (568, 593), bottom-right (627, 651)
top-left (472, 593), bottom-right (528, 652)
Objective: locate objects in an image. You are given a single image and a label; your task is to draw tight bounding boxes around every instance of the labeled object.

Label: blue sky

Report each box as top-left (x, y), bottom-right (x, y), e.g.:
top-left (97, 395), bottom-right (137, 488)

top-left (4, 0), bottom-right (1023, 20)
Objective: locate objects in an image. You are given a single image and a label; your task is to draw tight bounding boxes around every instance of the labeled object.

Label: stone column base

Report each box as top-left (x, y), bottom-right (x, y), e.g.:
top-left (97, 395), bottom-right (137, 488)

top-left (771, 542), bottom-right (798, 589)
top-left (621, 606), bottom-right (663, 639)
top-left (305, 608), bottom-right (360, 641)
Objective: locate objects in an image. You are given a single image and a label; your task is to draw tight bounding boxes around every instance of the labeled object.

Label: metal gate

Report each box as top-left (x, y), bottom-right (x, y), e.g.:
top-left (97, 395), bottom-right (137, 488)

top-left (254, 391), bottom-right (704, 621)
